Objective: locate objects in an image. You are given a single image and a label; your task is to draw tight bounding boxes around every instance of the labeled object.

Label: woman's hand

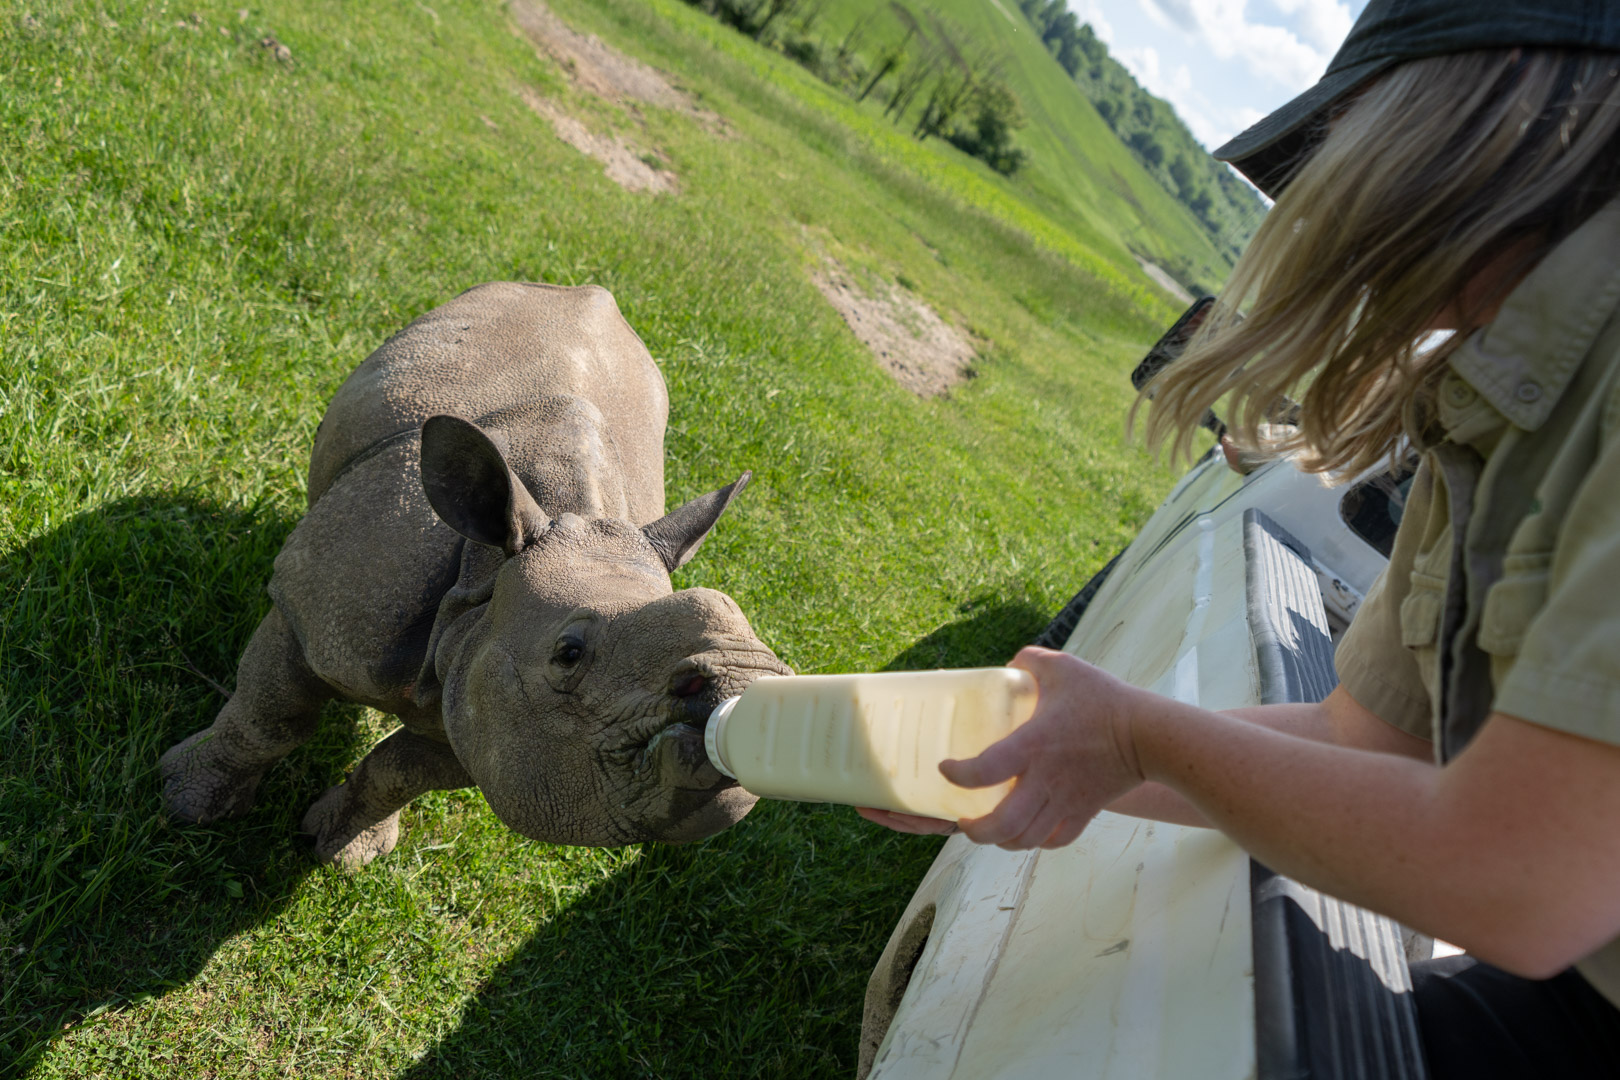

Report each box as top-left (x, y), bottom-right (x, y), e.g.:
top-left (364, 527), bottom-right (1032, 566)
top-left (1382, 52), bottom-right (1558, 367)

top-left (943, 647), bottom-right (1148, 850)
top-left (858, 647), bottom-right (1151, 849)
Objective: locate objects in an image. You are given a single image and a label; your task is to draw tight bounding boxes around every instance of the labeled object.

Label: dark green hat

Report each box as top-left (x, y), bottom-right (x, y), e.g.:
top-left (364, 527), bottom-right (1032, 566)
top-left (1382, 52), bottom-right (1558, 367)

top-left (1214, 0), bottom-right (1620, 196)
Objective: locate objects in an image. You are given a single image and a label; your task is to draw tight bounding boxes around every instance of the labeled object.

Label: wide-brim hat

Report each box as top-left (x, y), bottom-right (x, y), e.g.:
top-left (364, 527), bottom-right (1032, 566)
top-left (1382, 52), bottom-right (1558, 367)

top-left (1214, 0), bottom-right (1620, 197)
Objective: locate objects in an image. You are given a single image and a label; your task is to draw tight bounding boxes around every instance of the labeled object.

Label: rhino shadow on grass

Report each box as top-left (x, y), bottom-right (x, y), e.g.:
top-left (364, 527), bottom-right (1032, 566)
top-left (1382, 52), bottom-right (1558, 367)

top-left (0, 495), bottom-right (374, 1072)
top-left (395, 599), bottom-right (1048, 1080)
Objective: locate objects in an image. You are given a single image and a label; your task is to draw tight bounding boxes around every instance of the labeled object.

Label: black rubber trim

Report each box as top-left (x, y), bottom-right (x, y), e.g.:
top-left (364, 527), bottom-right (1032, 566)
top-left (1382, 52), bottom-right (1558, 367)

top-left (1131, 296), bottom-right (1217, 391)
top-left (1245, 509), bottom-right (1429, 1080)
top-left (1032, 551), bottom-right (1123, 651)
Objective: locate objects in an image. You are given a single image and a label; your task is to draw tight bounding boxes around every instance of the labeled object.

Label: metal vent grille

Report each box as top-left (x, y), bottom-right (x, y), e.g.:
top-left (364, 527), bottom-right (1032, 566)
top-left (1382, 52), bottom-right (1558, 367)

top-left (1244, 509), bottom-right (1429, 1080)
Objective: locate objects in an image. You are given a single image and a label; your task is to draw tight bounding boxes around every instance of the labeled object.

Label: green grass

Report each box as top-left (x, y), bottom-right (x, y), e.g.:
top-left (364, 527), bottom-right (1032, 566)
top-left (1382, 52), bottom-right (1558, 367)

top-left (1, 0), bottom-right (1188, 1075)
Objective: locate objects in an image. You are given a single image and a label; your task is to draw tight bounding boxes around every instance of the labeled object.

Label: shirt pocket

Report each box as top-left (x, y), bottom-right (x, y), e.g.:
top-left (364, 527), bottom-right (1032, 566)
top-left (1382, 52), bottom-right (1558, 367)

top-left (1399, 570), bottom-right (1446, 648)
top-left (1477, 552), bottom-right (1553, 657)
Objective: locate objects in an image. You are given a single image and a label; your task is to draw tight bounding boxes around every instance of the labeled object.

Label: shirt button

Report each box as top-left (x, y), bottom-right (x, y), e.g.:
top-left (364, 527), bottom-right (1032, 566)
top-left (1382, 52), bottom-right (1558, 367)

top-left (1447, 382), bottom-right (1475, 406)
top-left (1516, 380), bottom-right (1543, 403)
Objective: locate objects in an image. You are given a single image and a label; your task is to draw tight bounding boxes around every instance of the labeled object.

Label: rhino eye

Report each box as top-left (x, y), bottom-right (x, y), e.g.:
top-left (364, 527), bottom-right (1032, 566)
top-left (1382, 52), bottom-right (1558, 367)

top-left (544, 614), bottom-right (597, 692)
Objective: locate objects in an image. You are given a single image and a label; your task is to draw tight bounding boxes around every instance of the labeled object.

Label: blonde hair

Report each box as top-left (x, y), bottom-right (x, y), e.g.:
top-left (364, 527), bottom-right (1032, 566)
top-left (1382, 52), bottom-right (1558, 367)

top-left (1141, 49), bottom-right (1620, 474)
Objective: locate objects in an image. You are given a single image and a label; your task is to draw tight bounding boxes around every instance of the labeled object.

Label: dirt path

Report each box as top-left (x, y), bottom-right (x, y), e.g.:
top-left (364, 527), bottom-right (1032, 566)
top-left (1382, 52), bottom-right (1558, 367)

top-left (519, 89), bottom-right (678, 194)
top-left (510, 0), bottom-right (724, 194)
top-left (511, 0), bottom-right (724, 128)
top-left (812, 262), bottom-right (978, 398)
top-left (1135, 257), bottom-right (1194, 304)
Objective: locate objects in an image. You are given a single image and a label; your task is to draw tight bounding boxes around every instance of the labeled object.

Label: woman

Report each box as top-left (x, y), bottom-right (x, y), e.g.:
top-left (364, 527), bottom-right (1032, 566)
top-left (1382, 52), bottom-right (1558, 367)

top-left (863, 1), bottom-right (1620, 1074)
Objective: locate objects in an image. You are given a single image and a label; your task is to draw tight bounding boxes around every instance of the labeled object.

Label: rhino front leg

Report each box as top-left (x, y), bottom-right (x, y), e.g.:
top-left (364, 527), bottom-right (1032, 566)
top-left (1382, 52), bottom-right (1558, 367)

top-left (300, 729), bottom-right (472, 870)
top-left (161, 607), bottom-right (332, 824)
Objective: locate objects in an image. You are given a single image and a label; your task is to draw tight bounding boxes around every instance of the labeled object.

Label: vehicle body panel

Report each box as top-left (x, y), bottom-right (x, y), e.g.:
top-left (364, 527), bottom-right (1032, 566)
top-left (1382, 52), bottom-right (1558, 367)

top-left (862, 452), bottom-right (1404, 1079)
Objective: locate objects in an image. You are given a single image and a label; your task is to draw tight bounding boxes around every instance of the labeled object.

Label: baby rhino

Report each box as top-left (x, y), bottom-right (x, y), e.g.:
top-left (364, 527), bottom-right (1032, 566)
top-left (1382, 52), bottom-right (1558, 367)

top-left (161, 283), bottom-right (792, 868)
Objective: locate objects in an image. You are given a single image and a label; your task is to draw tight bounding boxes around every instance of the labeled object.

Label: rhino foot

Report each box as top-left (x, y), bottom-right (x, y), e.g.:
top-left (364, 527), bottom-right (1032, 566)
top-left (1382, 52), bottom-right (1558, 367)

top-left (301, 782), bottom-right (401, 871)
top-left (160, 728), bottom-right (266, 824)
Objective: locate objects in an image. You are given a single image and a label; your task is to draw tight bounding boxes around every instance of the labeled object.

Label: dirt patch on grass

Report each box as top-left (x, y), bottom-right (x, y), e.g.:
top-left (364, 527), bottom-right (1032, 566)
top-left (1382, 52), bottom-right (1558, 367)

top-left (520, 88), bottom-right (678, 194)
top-left (812, 262), bottom-right (978, 398)
top-left (511, 0), bottom-right (716, 194)
top-left (1135, 257), bottom-right (1194, 304)
top-left (510, 0), bottom-right (725, 132)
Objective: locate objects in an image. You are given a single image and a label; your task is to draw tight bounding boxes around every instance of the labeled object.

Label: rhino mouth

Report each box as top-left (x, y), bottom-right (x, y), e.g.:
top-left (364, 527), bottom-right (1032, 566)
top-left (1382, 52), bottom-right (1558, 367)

top-left (638, 673), bottom-right (730, 790)
top-left (644, 722), bottom-right (727, 790)
top-left (632, 654), bottom-right (785, 791)
top-left (604, 652), bottom-right (789, 843)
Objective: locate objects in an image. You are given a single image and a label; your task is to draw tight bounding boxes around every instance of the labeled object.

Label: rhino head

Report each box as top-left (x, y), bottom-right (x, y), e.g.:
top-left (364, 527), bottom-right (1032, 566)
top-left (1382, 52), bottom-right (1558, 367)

top-left (419, 414), bottom-right (792, 846)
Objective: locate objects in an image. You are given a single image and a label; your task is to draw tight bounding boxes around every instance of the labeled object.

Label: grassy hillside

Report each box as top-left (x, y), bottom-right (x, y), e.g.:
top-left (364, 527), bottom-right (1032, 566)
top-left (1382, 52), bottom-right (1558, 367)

top-left (1, 0), bottom-right (1199, 1075)
top-left (1066, 21), bottom-right (1269, 274)
top-left (765, 0), bottom-right (1246, 294)
top-left (1005, 1), bottom-right (1269, 273)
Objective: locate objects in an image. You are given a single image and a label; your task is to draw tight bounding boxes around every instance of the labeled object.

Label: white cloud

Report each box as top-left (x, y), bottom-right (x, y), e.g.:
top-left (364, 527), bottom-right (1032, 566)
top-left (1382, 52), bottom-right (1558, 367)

top-left (1233, 105), bottom-right (1268, 131)
top-left (1071, 0), bottom-right (1117, 45)
top-left (1165, 64), bottom-right (1228, 146)
top-left (1139, 0), bottom-right (1332, 92)
top-left (1270, 0), bottom-right (1354, 54)
top-left (1117, 45), bottom-right (1265, 149)
top-left (1137, 0), bottom-right (1174, 31)
top-left (1117, 43), bottom-right (1162, 87)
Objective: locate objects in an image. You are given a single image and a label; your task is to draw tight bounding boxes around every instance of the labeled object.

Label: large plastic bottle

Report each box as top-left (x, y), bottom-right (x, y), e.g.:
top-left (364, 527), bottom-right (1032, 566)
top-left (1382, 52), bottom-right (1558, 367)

top-left (704, 667), bottom-right (1038, 820)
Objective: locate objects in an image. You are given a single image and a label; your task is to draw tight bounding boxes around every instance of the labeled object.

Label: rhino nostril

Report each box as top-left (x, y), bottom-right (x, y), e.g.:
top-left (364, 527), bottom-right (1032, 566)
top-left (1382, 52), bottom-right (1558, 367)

top-left (673, 674), bottom-right (707, 698)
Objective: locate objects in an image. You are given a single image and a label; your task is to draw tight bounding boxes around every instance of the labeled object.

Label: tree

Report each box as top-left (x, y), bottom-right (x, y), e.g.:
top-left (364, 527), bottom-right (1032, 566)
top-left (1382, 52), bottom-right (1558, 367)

top-left (914, 64), bottom-right (976, 140)
top-left (1041, 8), bottom-right (1078, 49)
top-left (1128, 130), bottom-right (1164, 167)
top-left (751, 0), bottom-right (802, 38)
top-left (1035, 0), bottom-right (1065, 34)
top-left (947, 77), bottom-right (1028, 174)
top-left (856, 10), bottom-right (915, 102)
top-left (1055, 33), bottom-right (1082, 76)
top-left (836, 10), bottom-right (877, 70)
top-left (1169, 154), bottom-right (1196, 196)
top-left (884, 5), bottom-right (938, 119)
top-left (911, 13), bottom-right (990, 141)
top-left (1075, 22), bottom-right (1106, 65)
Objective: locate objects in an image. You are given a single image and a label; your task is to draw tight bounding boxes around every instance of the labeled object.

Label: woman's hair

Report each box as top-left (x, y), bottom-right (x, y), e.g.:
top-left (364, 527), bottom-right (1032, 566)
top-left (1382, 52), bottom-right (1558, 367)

top-left (1140, 49), bottom-right (1620, 475)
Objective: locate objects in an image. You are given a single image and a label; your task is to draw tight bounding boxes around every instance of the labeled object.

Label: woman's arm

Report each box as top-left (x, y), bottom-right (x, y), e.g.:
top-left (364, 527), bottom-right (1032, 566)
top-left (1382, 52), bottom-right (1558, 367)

top-left (1105, 684), bottom-right (1430, 825)
top-left (857, 682), bottom-right (1430, 831)
top-left (944, 647), bottom-right (1620, 979)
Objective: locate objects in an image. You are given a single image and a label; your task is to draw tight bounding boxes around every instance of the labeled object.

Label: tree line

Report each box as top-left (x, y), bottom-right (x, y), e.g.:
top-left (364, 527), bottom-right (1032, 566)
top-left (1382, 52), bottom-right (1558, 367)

top-left (677, 0), bottom-right (1030, 175)
top-left (1016, 0), bottom-right (1267, 272)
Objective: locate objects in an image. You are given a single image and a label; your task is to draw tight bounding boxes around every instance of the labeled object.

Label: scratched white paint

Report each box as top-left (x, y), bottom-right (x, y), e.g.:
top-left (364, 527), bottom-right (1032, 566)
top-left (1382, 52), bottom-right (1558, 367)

top-left (871, 503), bottom-right (1262, 1079)
top-left (870, 817), bottom-right (1254, 1080)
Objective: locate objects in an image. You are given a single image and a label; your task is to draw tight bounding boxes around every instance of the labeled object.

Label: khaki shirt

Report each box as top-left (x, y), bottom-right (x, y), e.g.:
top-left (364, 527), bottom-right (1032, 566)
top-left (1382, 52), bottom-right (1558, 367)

top-left (1336, 197), bottom-right (1620, 1004)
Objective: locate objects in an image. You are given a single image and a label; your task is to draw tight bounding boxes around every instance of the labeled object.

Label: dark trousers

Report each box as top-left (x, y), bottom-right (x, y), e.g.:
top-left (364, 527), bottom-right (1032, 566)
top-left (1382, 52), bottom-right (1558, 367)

top-left (1412, 955), bottom-right (1620, 1078)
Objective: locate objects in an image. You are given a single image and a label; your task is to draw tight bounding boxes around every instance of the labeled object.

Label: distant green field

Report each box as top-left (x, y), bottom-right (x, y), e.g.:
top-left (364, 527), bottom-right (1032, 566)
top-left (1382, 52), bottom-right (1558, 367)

top-left (1, 0), bottom-right (1193, 1075)
top-left (800, 0), bottom-right (1242, 293)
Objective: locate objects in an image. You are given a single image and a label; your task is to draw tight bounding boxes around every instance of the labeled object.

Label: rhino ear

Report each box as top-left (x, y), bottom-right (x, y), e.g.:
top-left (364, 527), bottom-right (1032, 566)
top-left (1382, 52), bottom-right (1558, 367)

top-left (420, 414), bottom-right (550, 556)
top-left (643, 472), bottom-right (751, 572)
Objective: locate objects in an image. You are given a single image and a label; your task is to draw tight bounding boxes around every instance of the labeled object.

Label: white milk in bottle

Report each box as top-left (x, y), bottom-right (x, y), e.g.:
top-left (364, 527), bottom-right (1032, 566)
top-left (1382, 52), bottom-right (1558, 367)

top-left (703, 667), bottom-right (1037, 820)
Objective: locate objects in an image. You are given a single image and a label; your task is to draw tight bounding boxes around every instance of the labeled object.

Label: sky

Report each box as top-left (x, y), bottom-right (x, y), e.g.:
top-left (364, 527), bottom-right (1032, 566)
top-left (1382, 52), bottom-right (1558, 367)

top-left (1068, 0), bottom-right (1372, 151)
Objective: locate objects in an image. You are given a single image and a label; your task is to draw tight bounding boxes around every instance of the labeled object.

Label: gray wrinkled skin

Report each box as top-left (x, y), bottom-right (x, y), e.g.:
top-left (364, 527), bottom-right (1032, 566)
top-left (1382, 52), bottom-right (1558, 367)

top-left (160, 283), bottom-right (791, 869)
